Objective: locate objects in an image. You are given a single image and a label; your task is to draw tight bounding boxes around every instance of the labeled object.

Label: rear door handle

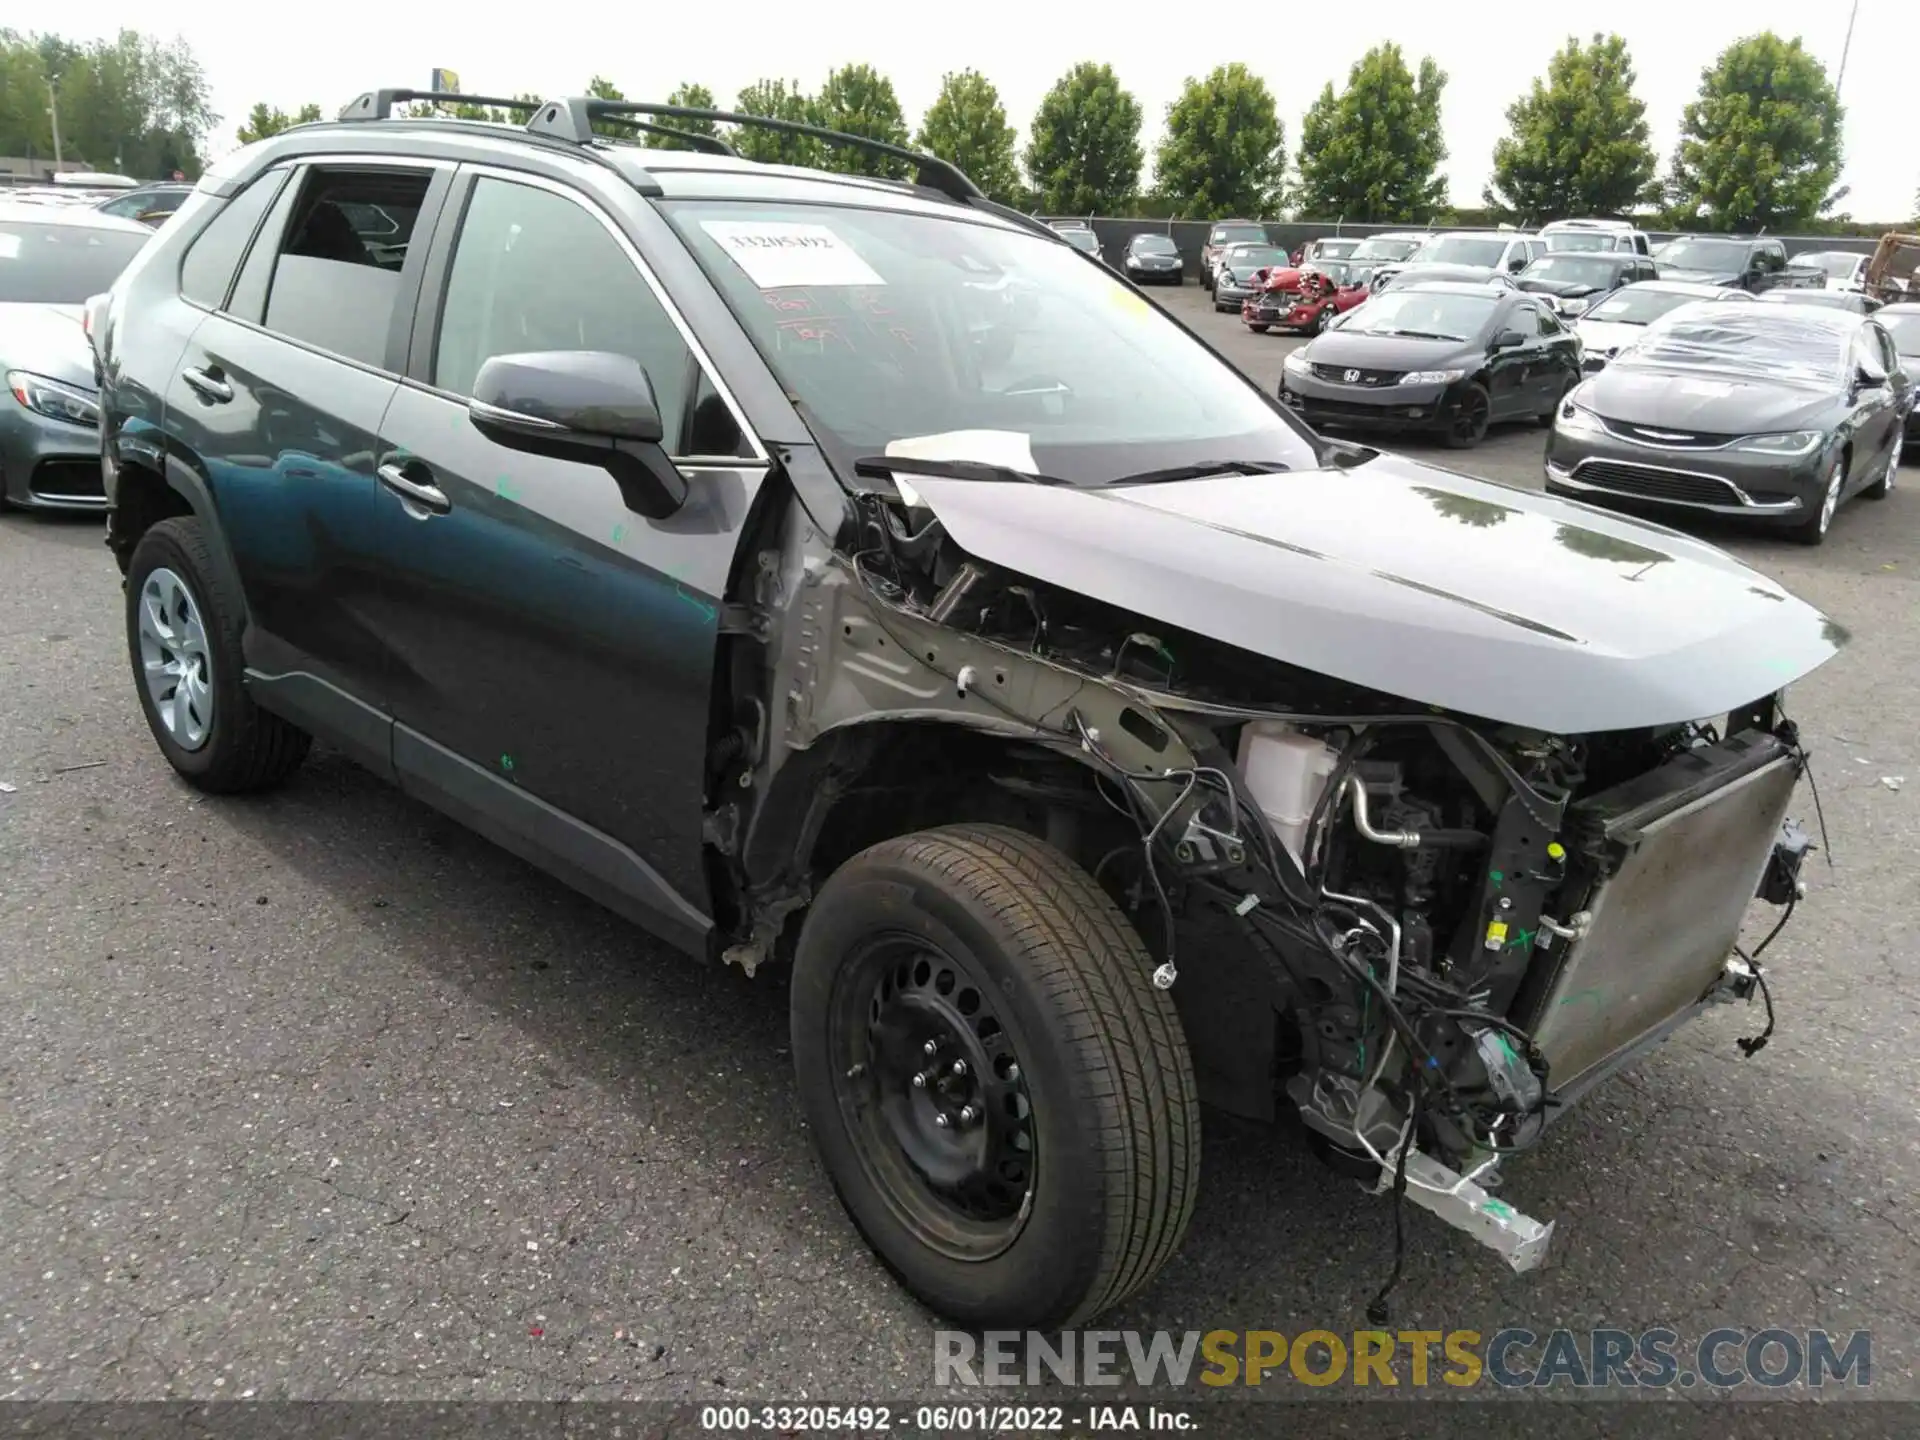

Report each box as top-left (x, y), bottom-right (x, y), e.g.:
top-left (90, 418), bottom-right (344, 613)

top-left (181, 366), bottom-right (232, 403)
top-left (377, 462), bottom-right (451, 515)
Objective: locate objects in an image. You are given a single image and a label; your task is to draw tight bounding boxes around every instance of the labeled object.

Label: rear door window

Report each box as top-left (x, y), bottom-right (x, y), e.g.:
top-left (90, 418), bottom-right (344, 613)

top-left (179, 171), bottom-right (288, 308)
top-left (257, 165), bottom-right (433, 368)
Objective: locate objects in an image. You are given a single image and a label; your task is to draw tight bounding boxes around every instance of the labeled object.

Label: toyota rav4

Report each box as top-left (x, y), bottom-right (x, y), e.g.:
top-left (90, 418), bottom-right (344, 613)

top-left (88, 89), bottom-right (1835, 1330)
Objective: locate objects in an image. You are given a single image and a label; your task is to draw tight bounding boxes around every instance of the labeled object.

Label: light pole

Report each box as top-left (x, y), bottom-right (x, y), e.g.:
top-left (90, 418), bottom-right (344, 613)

top-left (1834, 0), bottom-right (1861, 99)
top-left (46, 75), bottom-right (64, 168)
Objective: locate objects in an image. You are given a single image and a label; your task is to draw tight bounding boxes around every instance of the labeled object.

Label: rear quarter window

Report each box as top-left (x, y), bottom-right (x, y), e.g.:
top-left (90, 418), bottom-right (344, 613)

top-left (179, 171), bottom-right (289, 308)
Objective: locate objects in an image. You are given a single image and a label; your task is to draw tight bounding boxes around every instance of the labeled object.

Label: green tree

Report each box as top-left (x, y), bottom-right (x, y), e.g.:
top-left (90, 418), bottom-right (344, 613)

top-left (1150, 63), bottom-right (1285, 219)
top-left (810, 63), bottom-right (910, 178)
top-left (1293, 44), bottom-right (1448, 222)
top-left (585, 73), bottom-right (629, 139)
top-left (732, 77), bottom-right (822, 168)
top-left (1024, 63), bottom-right (1143, 215)
top-left (652, 81), bottom-right (718, 150)
top-left (915, 69), bottom-right (1020, 203)
top-left (0, 30), bottom-right (218, 178)
top-left (236, 101), bottom-right (322, 144)
top-left (1485, 33), bottom-right (1656, 221)
top-left (1664, 33), bottom-right (1843, 231)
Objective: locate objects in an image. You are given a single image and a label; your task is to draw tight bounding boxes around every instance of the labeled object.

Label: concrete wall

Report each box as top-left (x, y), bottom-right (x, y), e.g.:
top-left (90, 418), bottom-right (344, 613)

top-left (1041, 216), bottom-right (1883, 277)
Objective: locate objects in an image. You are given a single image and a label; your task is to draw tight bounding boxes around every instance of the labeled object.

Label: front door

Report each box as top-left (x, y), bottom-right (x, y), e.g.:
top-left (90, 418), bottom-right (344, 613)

top-left (365, 168), bottom-right (768, 920)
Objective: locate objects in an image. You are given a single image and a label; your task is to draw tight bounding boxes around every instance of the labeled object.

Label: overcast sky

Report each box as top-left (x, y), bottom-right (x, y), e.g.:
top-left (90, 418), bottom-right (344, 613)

top-left (74, 1), bottom-right (1918, 220)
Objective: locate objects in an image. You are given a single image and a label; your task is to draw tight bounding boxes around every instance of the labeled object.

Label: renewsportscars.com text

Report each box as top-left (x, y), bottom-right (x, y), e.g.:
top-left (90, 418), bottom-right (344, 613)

top-left (934, 1328), bottom-right (1872, 1390)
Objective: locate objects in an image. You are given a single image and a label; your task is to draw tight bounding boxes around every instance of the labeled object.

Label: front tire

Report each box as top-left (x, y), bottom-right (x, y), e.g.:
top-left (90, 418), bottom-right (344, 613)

top-left (790, 824), bottom-right (1200, 1330)
top-left (1790, 449), bottom-right (1847, 546)
top-left (1444, 382), bottom-right (1492, 449)
top-left (125, 517), bottom-right (311, 792)
top-left (1863, 428), bottom-right (1901, 499)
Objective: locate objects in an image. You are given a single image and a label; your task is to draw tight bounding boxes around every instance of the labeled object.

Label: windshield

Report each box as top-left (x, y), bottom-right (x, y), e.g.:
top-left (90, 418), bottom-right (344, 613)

top-left (1798, 251), bottom-right (1861, 279)
top-left (1223, 245), bottom-right (1287, 268)
top-left (1209, 224), bottom-right (1265, 246)
top-left (1131, 234), bottom-right (1178, 254)
top-left (1881, 312), bottom-right (1920, 356)
top-left (1659, 237), bottom-right (1750, 272)
top-left (1062, 229), bottom-right (1099, 253)
top-left (1339, 289), bottom-right (1496, 341)
top-left (1583, 287), bottom-right (1722, 326)
top-left (1350, 236), bottom-right (1420, 262)
top-left (667, 201), bottom-right (1316, 485)
top-left (1307, 260), bottom-right (1359, 286)
top-left (0, 219), bottom-right (148, 303)
top-left (1760, 290), bottom-right (1859, 311)
top-left (1310, 238), bottom-right (1360, 257)
top-left (1523, 255), bottom-right (1622, 286)
top-left (1540, 230), bottom-right (1616, 253)
top-left (1619, 307), bottom-right (1847, 389)
top-left (1411, 236), bottom-right (1508, 267)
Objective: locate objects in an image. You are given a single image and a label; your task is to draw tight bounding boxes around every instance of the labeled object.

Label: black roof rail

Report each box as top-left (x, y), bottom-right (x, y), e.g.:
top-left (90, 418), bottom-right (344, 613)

top-left (527, 97), bottom-right (985, 204)
top-left (591, 116), bottom-right (739, 158)
top-left (337, 89), bottom-right (550, 122)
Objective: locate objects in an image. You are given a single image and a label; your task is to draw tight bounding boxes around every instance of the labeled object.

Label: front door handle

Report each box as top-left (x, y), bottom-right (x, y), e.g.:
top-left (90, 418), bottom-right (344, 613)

top-left (180, 366), bottom-right (232, 403)
top-left (377, 462), bottom-right (451, 516)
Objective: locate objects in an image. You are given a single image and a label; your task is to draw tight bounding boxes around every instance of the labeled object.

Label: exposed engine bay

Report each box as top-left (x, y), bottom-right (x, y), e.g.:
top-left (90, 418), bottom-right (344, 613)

top-left (719, 464), bottom-right (1818, 1307)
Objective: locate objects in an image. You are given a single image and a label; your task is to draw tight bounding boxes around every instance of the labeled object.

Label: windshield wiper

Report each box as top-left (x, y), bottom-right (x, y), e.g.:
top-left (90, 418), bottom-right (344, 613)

top-left (1099, 459), bottom-right (1292, 488)
top-left (1375, 328), bottom-right (1467, 341)
top-left (853, 456), bottom-right (1074, 488)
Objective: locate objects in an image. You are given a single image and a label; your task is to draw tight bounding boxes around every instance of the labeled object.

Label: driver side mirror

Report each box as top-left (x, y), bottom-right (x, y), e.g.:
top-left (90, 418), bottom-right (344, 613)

top-left (468, 350), bottom-right (687, 519)
top-left (1508, 254), bottom-right (1529, 273)
top-left (1492, 329), bottom-right (1527, 350)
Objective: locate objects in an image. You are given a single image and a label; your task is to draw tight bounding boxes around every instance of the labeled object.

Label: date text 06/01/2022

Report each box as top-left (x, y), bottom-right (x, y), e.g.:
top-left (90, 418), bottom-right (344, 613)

top-left (698, 1404), bottom-right (1196, 1432)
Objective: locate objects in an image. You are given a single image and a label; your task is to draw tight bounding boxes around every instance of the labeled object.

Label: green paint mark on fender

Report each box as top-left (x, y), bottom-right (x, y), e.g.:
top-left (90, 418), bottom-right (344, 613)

top-left (1489, 870), bottom-right (1505, 888)
top-left (500, 754), bottom-right (515, 774)
top-left (611, 523), bottom-right (630, 545)
top-left (674, 585), bottom-right (717, 623)
top-left (496, 475), bottom-right (522, 501)
top-left (1507, 927), bottom-right (1535, 951)
top-left (1481, 1198), bottom-right (1516, 1221)
top-left (1556, 986), bottom-right (1605, 1010)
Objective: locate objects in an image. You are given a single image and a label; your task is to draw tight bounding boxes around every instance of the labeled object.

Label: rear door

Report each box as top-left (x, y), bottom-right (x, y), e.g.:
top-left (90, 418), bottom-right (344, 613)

top-left (1487, 297), bottom-right (1543, 417)
top-left (163, 159), bottom-right (449, 759)
top-left (364, 163), bottom-right (768, 926)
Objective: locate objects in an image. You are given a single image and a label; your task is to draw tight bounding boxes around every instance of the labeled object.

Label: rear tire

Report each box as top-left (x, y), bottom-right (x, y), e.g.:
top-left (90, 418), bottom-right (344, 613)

top-left (125, 517), bottom-right (311, 792)
top-left (790, 824), bottom-right (1200, 1330)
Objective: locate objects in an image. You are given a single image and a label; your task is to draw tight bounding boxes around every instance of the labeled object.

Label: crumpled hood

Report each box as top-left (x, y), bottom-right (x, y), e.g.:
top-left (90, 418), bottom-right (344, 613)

top-left (0, 303), bottom-right (93, 389)
top-left (901, 454), bottom-right (1842, 734)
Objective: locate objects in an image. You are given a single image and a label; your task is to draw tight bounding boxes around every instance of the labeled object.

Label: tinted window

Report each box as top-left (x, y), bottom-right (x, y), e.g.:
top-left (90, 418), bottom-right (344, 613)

top-left (1759, 244), bottom-right (1786, 272)
top-left (1342, 289), bottom-right (1499, 340)
top-left (1131, 234), bottom-right (1177, 254)
top-left (0, 218), bottom-right (149, 303)
top-left (434, 177), bottom-right (698, 445)
top-left (1532, 305), bottom-right (1563, 336)
top-left (179, 172), bottom-right (286, 307)
top-left (260, 166), bottom-right (431, 367)
top-left (1871, 325), bottom-right (1898, 372)
top-left (1413, 236), bottom-right (1509, 268)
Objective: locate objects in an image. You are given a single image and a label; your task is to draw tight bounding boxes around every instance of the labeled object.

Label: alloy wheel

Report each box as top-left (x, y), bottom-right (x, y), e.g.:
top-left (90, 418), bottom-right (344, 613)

top-left (137, 567), bottom-right (214, 751)
top-left (1817, 454), bottom-right (1845, 535)
top-left (1887, 430), bottom-right (1903, 489)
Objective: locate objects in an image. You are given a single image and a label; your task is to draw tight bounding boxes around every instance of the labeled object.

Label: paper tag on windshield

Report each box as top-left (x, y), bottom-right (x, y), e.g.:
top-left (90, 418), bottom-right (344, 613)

top-left (0, 234), bottom-right (21, 261)
top-left (885, 429), bottom-right (1038, 475)
top-left (701, 221), bottom-right (885, 289)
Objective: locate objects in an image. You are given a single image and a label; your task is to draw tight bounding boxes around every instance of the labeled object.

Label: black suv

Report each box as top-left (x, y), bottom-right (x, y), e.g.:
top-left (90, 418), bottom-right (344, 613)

top-left (91, 88), bottom-right (1835, 1331)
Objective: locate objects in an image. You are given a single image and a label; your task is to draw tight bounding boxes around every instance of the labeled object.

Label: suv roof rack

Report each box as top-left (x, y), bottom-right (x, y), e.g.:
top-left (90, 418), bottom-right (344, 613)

top-left (527, 97), bottom-right (985, 204)
top-left (336, 87), bottom-right (740, 157)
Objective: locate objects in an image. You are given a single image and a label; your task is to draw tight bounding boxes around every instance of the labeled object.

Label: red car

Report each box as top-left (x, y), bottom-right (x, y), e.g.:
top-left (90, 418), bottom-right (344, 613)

top-left (1242, 260), bottom-right (1375, 334)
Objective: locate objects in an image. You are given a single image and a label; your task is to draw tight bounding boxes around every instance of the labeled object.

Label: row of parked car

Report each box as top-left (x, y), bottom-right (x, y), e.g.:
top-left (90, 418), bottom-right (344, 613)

top-left (1205, 231), bottom-right (1920, 543)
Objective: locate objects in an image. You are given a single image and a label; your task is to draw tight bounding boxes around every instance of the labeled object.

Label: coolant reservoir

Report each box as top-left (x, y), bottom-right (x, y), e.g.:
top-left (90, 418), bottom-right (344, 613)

top-left (1237, 722), bottom-right (1339, 868)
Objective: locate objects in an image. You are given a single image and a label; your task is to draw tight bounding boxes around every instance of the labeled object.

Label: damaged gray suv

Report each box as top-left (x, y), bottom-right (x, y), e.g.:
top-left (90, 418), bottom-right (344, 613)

top-left (90, 89), bottom-right (1837, 1330)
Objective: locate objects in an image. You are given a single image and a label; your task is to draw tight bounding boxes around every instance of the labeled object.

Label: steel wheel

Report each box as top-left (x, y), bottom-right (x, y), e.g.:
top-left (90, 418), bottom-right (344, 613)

top-left (137, 566), bottom-right (214, 751)
top-left (830, 935), bottom-right (1036, 1261)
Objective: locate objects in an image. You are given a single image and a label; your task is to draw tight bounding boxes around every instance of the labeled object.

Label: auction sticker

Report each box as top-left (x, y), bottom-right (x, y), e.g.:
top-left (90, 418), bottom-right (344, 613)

top-left (0, 233), bottom-right (21, 260)
top-left (701, 221), bottom-right (885, 289)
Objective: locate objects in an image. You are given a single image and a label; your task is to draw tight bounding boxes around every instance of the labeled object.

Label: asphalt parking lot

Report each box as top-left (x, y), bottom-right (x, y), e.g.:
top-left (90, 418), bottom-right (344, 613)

top-left (2, 278), bottom-right (1916, 1418)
